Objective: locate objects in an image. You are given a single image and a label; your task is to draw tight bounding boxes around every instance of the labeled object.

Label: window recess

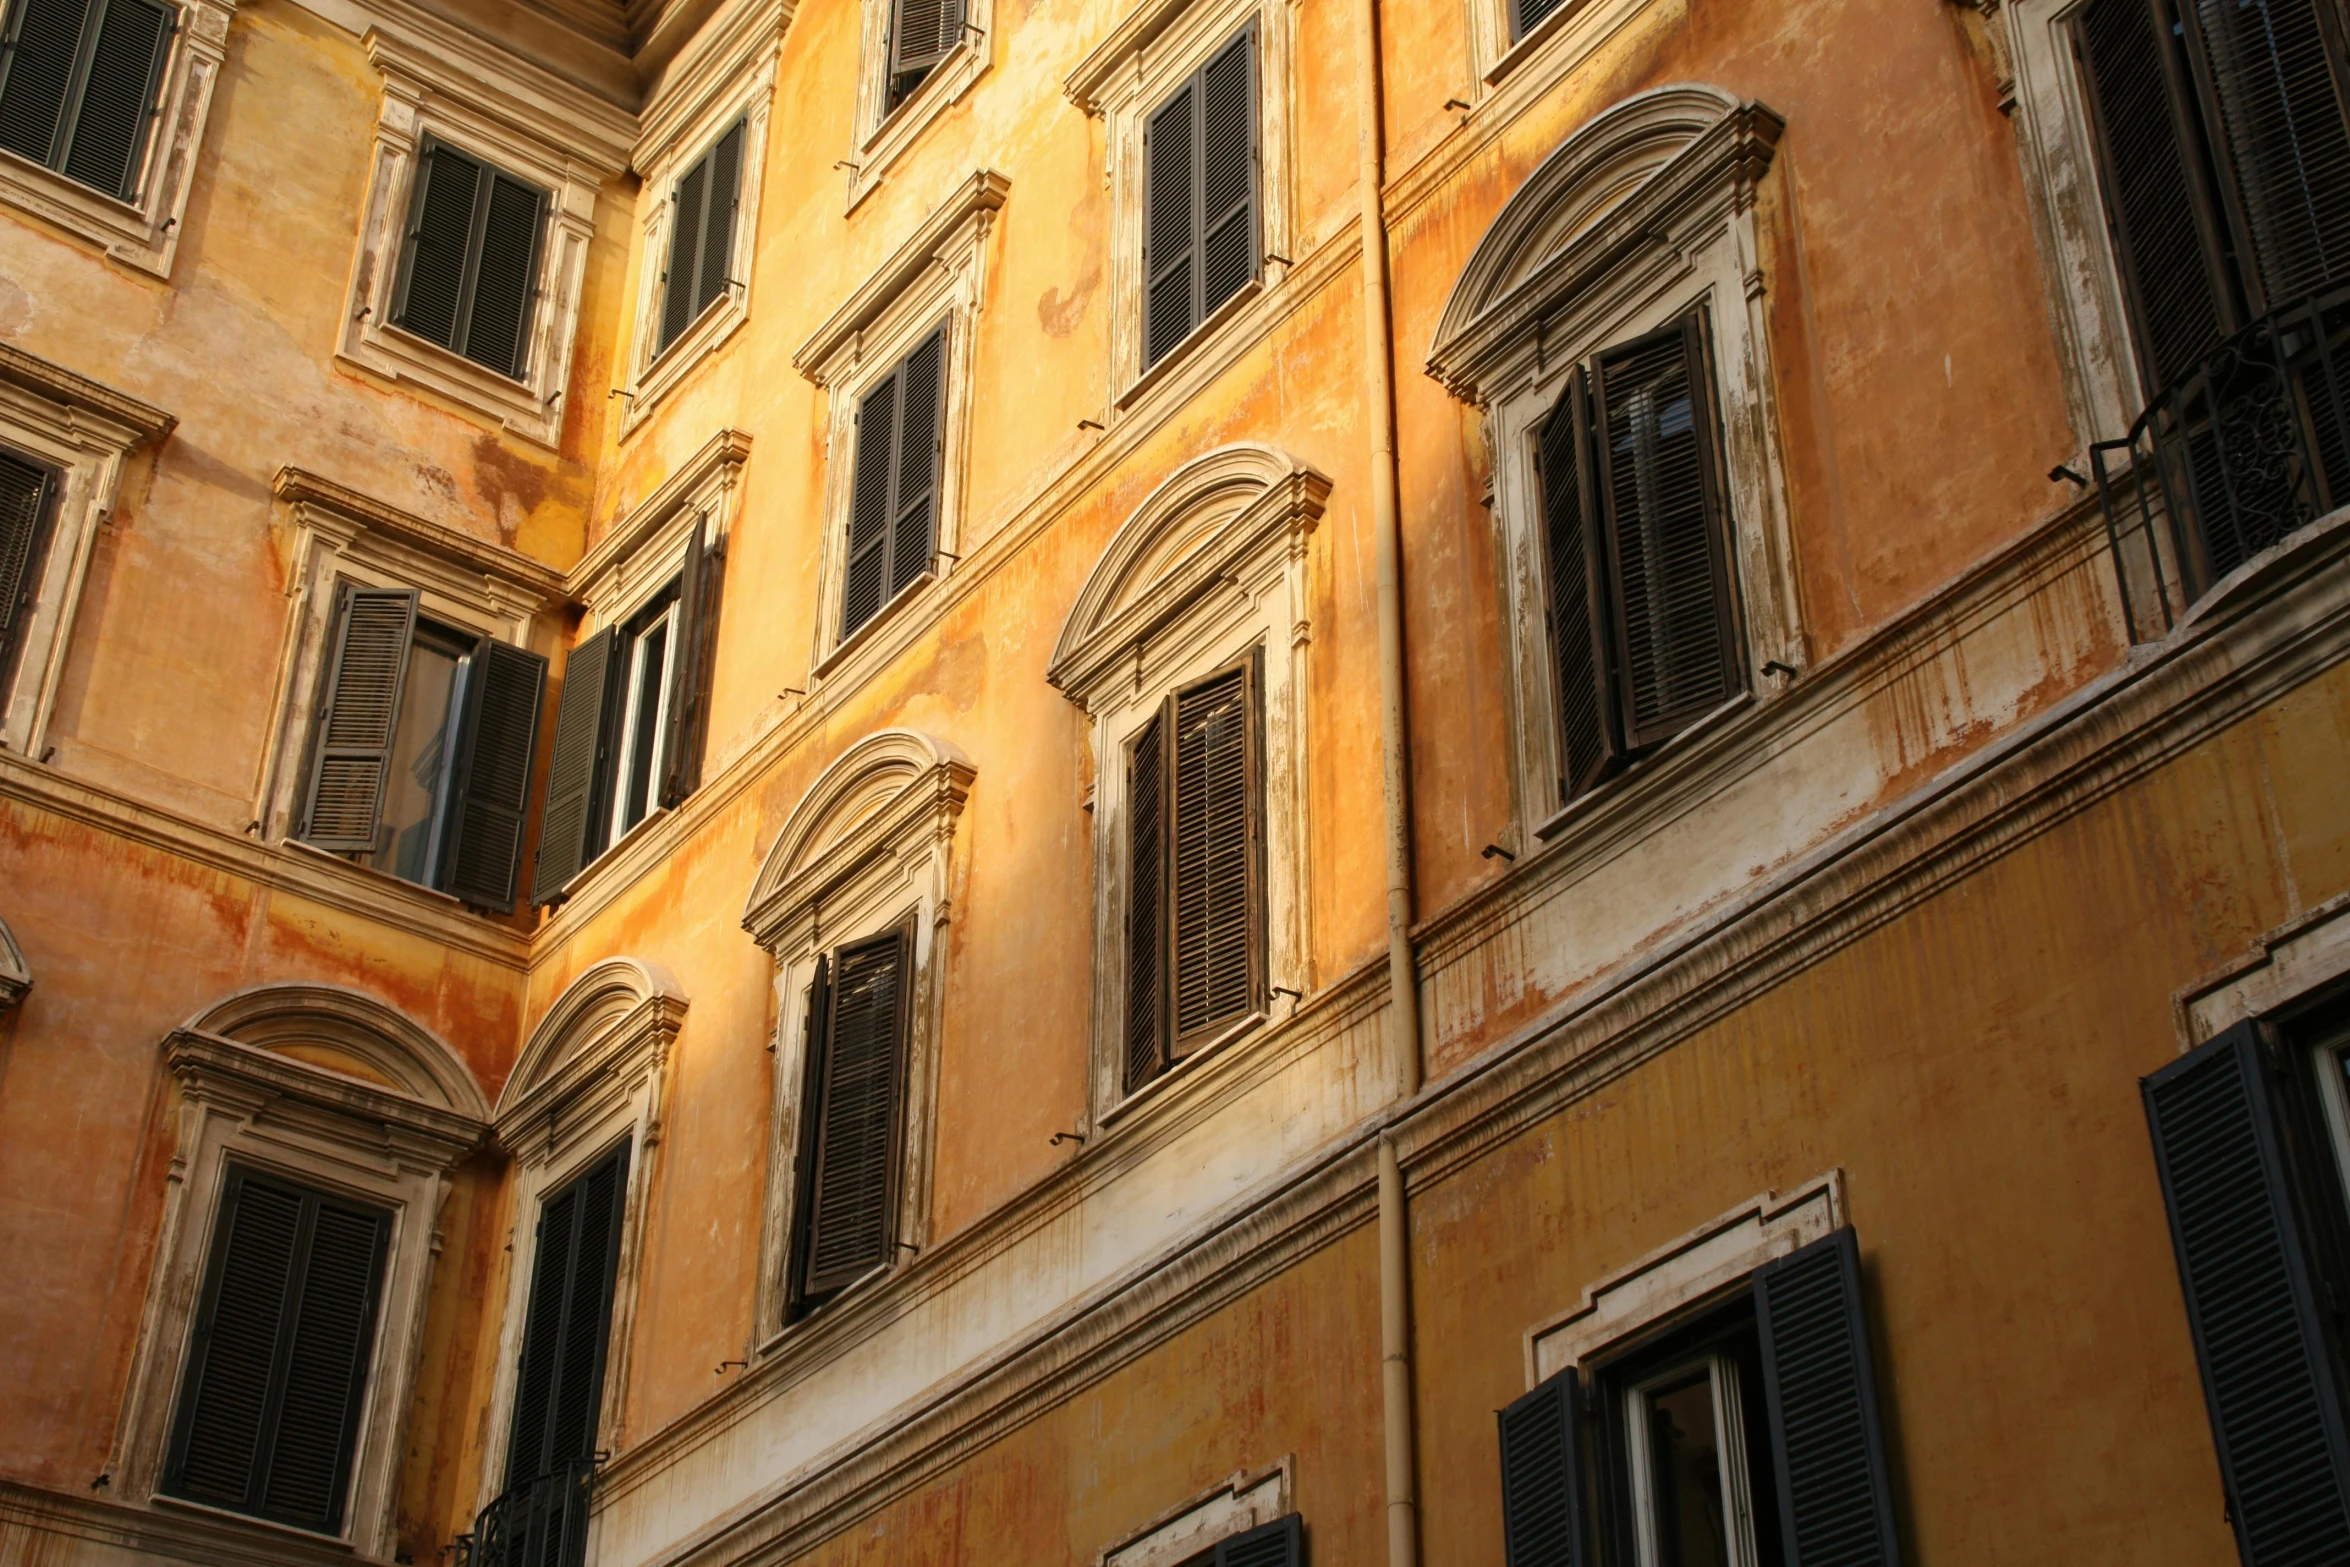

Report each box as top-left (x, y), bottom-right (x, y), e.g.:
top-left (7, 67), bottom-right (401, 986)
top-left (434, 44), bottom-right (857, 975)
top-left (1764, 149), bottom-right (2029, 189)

top-left (840, 328), bottom-right (945, 644)
top-left (0, 444), bottom-right (59, 692)
top-left (886, 0), bottom-right (964, 112)
top-left (388, 138), bottom-right (549, 383)
top-left (0, 0), bottom-right (174, 203)
top-left (786, 925), bottom-right (914, 1313)
top-left (657, 118), bottom-right (746, 358)
top-left (1142, 26), bottom-right (1260, 372)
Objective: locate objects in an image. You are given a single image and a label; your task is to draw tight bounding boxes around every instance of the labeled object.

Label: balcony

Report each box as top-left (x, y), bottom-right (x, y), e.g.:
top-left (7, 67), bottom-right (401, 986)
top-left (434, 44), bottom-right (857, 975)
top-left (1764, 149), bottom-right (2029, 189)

top-left (450, 1459), bottom-right (597, 1567)
top-left (2093, 284), bottom-right (2350, 642)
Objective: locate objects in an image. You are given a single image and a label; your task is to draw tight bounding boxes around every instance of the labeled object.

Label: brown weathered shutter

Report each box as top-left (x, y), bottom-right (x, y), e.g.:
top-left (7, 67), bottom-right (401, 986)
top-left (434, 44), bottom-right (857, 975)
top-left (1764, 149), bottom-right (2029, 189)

top-left (531, 627), bottom-right (620, 907)
top-left (800, 928), bottom-right (910, 1296)
top-left (1498, 1368), bottom-right (1588, 1567)
top-left (1214, 1515), bottom-right (1302, 1567)
top-left (659, 517), bottom-right (723, 809)
top-left (1753, 1228), bottom-right (1903, 1567)
top-left (463, 170), bottom-right (547, 380)
top-left (694, 120), bottom-right (745, 321)
top-left (889, 329), bottom-right (945, 602)
top-left (785, 953), bottom-right (832, 1311)
top-left (392, 142), bottom-right (485, 354)
top-left (0, 0), bottom-right (86, 169)
top-left (0, 448), bottom-right (54, 673)
top-left (506, 1143), bottom-right (629, 1485)
top-left (1591, 314), bottom-right (1740, 752)
top-left (1535, 367), bottom-right (1622, 800)
top-left (441, 638), bottom-right (546, 912)
top-left (1511, 0), bottom-right (1568, 40)
top-left (842, 365), bottom-right (899, 640)
top-left (56, 0), bottom-right (172, 200)
top-left (887, 0), bottom-right (963, 108)
top-left (1171, 659), bottom-right (1259, 1051)
top-left (300, 585), bottom-right (418, 853)
top-left (1124, 711), bottom-right (1167, 1094)
top-left (163, 1168), bottom-right (389, 1535)
top-left (660, 152), bottom-right (710, 352)
top-left (1144, 79), bottom-right (1197, 368)
top-left (1196, 29), bottom-right (1258, 323)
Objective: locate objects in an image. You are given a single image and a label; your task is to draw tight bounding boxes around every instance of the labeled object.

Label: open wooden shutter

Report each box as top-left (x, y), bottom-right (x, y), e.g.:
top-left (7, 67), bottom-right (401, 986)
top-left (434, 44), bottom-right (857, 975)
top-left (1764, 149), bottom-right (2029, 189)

top-left (300, 585), bottom-right (418, 853)
top-left (1124, 711), bottom-right (1167, 1094)
top-left (1498, 1368), bottom-right (1587, 1567)
top-left (786, 954), bottom-right (832, 1310)
top-left (801, 929), bottom-right (910, 1296)
top-left (163, 1169), bottom-right (389, 1535)
top-left (1144, 79), bottom-right (1197, 368)
top-left (889, 329), bottom-right (945, 602)
top-left (1214, 1514), bottom-right (1303, 1567)
top-left (1170, 659), bottom-right (1258, 1052)
top-left (842, 364), bottom-right (900, 640)
top-left (463, 170), bottom-right (546, 380)
top-left (393, 143), bottom-right (486, 353)
top-left (887, 0), bottom-right (963, 107)
top-left (0, 0), bottom-right (87, 169)
top-left (659, 517), bottom-right (723, 809)
top-left (441, 638), bottom-right (545, 912)
top-left (56, 0), bottom-right (171, 199)
top-left (693, 120), bottom-right (744, 321)
top-left (2144, 1021), bottom-right (2350, 1563)
top-left (1535, 368), bottom-right (1622, 800)
top-left (1591, 314), bottom-right (1740, 753)
top-left (1197, 29), bottom-right (1258, 324)
top-left (0, 449), bottom-right (53, 666)
top-left (531, 627), bottom-right (620, 907)
top-left (661, 151), bottom-right (711, 352)
top-left (1753, 1228), bottom-right (1902, 1567)
top-left (506, 1143), bottom-right (629, 1485)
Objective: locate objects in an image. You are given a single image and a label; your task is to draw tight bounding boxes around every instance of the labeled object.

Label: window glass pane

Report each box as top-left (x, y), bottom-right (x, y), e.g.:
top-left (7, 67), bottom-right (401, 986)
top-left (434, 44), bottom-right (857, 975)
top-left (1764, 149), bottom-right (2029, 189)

top-left (611, 608), bottom-right (674, 841)
top-left (367, 633), bottom-right (462, 884)
top-left (1645, 1367), bottom-right (1732, 1567)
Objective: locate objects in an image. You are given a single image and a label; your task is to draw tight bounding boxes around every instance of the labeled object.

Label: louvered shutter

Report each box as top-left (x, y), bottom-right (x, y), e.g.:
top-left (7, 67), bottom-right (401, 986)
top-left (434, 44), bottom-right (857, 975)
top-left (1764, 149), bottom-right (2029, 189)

top-left (506, 1143), bottom-right (629, 1485)
top-left (1512, 0), bottom-right (1568, 40)
top-left (463, 171), bottom-right (546, 380)
top-left (441, 638), bottom-right (545, 912)
top-left (887, 0), bottom-right (963, 107)
top-left (1197, 30), bottom-right (1258, 325)
top-left (163, 1169), bottom-right (389, 1535)
top-left (2143, 1021), bottom-right (2350, 1563)
top-left (659, 517), bottom-right (722, 809)
top-left (1535, 368), bottom-right (1622, 799)
top-left (0, 449), bottom-right (53, 668)
top-left (300, 586), bottom-right (418, 853)
top-left (56, 0), bottom-right (171, 200)
top-left (1124, 711), bottom-right (1166, 1093)
top-left (889, 329), bottom-right (945, 602)
top-left (1497, 1369), bottom-right (1588, 1567)
top-left (1171, 662), bottom-right (1259, 1050)
top-left (531, 627), bottom-right (620, 907)
top-left (1144, 81), bottom-right (1196, 368)
top-left (693, 120), bottom-right (744, 321)
top-left (0, 0), bottom-right (86, 169)
top-left (842, 365), bottom-right (898, 640)
top-left (786, 954), bottom-right (832, 1309)
top-left (1214, 1514), bottom-right (1303, 1567)
top-left (801, 929), bottom-right (910, 1296)
top-left (661, 152), bottom-right (710, 351)
top-left (1591, 315), bottom-right (1740, 752)
top-left (393, 143), bottom-right (485, 354)
top-left (1753, 1228), bottom-right (1902, 1567)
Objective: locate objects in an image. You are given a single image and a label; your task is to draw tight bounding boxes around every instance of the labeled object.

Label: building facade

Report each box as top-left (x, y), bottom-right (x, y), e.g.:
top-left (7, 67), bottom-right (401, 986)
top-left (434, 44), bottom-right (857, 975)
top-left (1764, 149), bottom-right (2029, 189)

top-left (1, 0), bottom-right (2347, 1556)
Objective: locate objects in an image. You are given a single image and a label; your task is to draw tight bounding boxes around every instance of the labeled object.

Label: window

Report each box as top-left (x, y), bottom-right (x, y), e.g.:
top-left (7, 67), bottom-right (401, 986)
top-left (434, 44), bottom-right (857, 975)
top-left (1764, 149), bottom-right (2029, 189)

top-left (786, 926), bottom-right (913, 1312)
top-left (504, 1144), bottom-right (628, 1487)
top-left (0, 444), bottom-right (59, 693)
top-left (0, 0), bottom-right (173, 202)
top-left (657, 119), bottom-right (746, 357)
top-left (1143, 27), bottom-right (1259, 371)
top-left (2142, 1005), bottom-right (2350, 1559)
top-left (886, 0), bottom-right (962, 111)
top-left (387, 138), bottom-right (549, 382)
top-left (160, 1167), bottom-right (389, 1535)
top-left (1099, 1463), bottom-right (1300, 1567)
top-left (531, 522), bottom-right (722, 905)
top-left (1534, 310), bottom-right (1743, 802)
top-left (1123, 656), bottom-right (1263, 1094)
top-left (840, 328), bottom-right (945, 644)
top-left (1501, 1229), bottom-right (1901, 1567)
top-left (843, 0), bottom-right (989, 211)
top-left (296, 584), bottom-right (548, 912)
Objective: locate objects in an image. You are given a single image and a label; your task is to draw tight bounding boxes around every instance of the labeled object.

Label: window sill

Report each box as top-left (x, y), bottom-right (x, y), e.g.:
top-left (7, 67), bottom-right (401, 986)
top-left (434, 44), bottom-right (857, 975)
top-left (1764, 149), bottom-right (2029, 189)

top-left (623, 290), bottom-right (748, 437)
top-left (278, 835), bottom-right (504, 920)
top-left (1115, 277), bottom-right (1266, 414)
top-left (335, 323), bottom-right (560, 448)
top-left (753, 1257), bottom-right (900, 1357)
top-left (542, 803), bottom-right (673, 909)
top-left (814, 569), bottom-right (939, 680)
top-left (148, 1493), bottom-right (356, 1550)
top-left (1482, 0), bottom-right (1593, 85)
top-left (1530, 690), bottom-right (1755, 844)
top-left (848, 40), bottom-right (989, 213)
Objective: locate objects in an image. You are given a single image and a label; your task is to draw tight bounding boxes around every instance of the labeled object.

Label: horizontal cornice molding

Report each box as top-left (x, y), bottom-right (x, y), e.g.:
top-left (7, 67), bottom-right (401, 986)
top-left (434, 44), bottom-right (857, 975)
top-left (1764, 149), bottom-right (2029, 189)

top-left (0, 1480), bottom-right (365, 1567)
top-left (363, 20), bottom-right (637, 171)
top-left (273, 467), bottom-right (572, 603)
top-left (793, 171), bottom-right (1011, 381)
top-left (0, 342), bottom-right (175, 447)
top-left (167, 1029), bottom-right (487, 1161)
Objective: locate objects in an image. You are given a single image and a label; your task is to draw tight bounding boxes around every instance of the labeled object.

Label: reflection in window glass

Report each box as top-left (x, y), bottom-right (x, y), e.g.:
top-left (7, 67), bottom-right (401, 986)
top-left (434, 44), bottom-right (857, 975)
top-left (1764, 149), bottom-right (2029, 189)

top-left (1643, 1368), bottom-right (1731, 1567)
top-left (608, 602), bottom-right (677, 845)
top-left (367, 627), bottom-right (469, 885)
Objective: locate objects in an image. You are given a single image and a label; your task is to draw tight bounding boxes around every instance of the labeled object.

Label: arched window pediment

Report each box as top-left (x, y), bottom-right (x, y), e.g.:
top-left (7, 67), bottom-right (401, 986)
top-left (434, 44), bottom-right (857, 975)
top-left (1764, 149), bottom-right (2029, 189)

top-left (183, 981), bottom-right (490, 1122)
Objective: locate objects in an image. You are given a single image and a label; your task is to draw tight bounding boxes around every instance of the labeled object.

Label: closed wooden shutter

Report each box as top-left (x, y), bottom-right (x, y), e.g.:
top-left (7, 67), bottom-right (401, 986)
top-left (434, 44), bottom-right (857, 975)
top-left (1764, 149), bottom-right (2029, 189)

top-left (1497, 1370), bottom-right (1587, 1567)
top-left (391, 143), bottom-right (547, 380)
top-left (840, 331), bottom-right (946, 642)
top-left (661, 152), bottom-right (711, 352)
top-left (441, 638), bottom-right (546, 912)
top-left (163, 1168), bottom-right (389, 1535)
top-left (1753, 1228), bottom-right (1902, 1567)
top-left (1535, 368), bottom-right (1622, 800)
top-left (0, 0), bottom-right (86, 169)
top-left (1591, 314), bottom-right (1740, 752)
top-left (1171, 661), bottom-right (1258, 1050)
top-left (887, 0), bottom-right (963, 108)
top-left (800, 928), bottom-right (911, 1296)
top-left (464, 171), bottom-right (546, 380)
top-left (506, 1144), bottom-right (629, 1485)
top-left (1214, 1514), bottom-right (1302, 1567)
top-left (693, 120), bottom-right (745, 322)
top-left (56, 0), bottom-right (170, 199)
top-left (393, 143), bottom-right (486, 354)
top-left (0, 449), bottom-right (54, 671)
top-left (659, 517), bottom-right (723, 809)
top-left (2144, 1021), bottom-right (2350, 1564)
top-left (843, 365), bottom-right (899, 640)
top-left (1124, 711), bottom-right (1166, 1093)
top-left (300, 586), bottom-right (419, 853)
top-left (1512, 0), bottom-right (1568, 40)
top-left (1144, 80), bottom-right (1196, 368)
top-left (531, 627), bottom-right (620, 907)
top-left (1142, 30), bottom-right (1259, 371)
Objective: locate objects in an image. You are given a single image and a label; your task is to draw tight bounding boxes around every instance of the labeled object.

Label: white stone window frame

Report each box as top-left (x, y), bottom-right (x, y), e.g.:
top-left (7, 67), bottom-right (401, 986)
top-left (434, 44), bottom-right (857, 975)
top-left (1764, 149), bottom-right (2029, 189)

top-left (1465, 0), bottom-right (1670, 103)
top-left (335, 28), bottom-right (633, 449)
top-left (1098, 1462), bottom-right (1293, 1567)
top-left (475, 959), bottom-right (685, 1497)
top-left (0, 342), bottom-right (174, 760)
top-left (252, 467), bottom-right (568, 862)
top-left (107, 985), bottom-right (490, 1559)
top-left (0, 0), bottom-right (232, 278)
top-left (740, 729), bottom-right (971, 1341)
top-left (1426, 84), bottom-right (1802, 847)
top-left (619, 0), bottom-right (786, 436)
top-left (843, 0), bottom-right (991, 211)
top-left (795, 170), bottom-right (1004, 676)
top-left (1065, 0), bottom-right (1298, 409)
top-left (1047, 443), bottom-right (1326, 1125)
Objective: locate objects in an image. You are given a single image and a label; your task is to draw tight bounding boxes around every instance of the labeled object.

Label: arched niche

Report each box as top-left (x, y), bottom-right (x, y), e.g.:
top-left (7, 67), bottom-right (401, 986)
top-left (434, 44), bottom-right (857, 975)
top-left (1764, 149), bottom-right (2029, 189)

top-left (187, 981), bottom-right (490, 1118)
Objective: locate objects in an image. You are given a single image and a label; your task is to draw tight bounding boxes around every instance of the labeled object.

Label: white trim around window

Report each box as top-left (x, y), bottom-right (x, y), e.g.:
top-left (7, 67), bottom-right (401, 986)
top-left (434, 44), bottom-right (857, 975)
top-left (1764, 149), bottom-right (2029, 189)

top-left (844, 0), bottom-right (991, 211)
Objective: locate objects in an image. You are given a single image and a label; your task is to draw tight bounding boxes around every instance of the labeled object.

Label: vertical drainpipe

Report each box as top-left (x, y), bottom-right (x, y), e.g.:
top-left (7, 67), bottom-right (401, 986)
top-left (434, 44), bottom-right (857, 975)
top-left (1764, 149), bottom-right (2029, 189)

top-left (1353, 0), bottom-right (1422, 1559)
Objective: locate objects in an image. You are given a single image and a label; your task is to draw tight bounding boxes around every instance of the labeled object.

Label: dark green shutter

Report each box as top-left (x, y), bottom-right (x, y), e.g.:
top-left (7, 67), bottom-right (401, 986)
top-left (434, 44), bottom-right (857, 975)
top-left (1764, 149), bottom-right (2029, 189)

top-left (1143, 80), bottom-right (1195, 368)
top-left (1591, 314), bottom-right (1740, 752)
top-left (659, 518), bottom-right (722, 809)
top-left (1124, 711), bottom-right (1166, 1094)
top-left (799, 928), bottom-right (910, 1296)
top-left (392, 142), bottom-right (547, 380)
top-left (0, 0), bottom-right (86, 169)
top-left (0, 449), bottom-right (54, 675)
top-left (1170, 660), bottom-right (1258, 1050)
top-left (300, 586), bottom-right (418, 854)
top-left (2144, 1021), bottom-right (2350, 1564)
top-left (1215, 1514), bottom-right (1303, 1567)
top-left (660, 151), bottom-right (710, 351)
top-left (463, 172), bottom-right (546, 380)
top-left (531, 627), bottom-right (620, 907)
top-left (889, 329), bottom-right (944, 601)
top-left (393, 143), bottom-right (484, 353)
top-left (887, 0), bottom-right (962, 108)
top-left (1535, 367), bottom-right (1622, 800)
top-left (440, 638), bottom-right (545, 912)
top-left (56, 0), bottom-right (170, 199)
top-left (1497, 1369), bottom-right (1587, 1567)
top-left (506, 1143), bottom-right (628, 1485)
top-left (693, 120), bottom-right (744, 321)
top-left (1753, 1228), bottom-right (1902, 1567)
top-left (163, 1168), bottom-right (389, 1535)
top-left (1143, 31), bottom-right (1257, 371)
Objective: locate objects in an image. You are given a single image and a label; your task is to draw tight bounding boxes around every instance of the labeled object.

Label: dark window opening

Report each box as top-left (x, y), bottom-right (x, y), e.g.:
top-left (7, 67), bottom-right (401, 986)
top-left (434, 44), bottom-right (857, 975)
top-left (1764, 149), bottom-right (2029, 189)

top-left (1142, 27), bottom-right (1259, 371)
top-left (0, 444), bottom-right (59, 692)
top-left (388, 137), bottom-right (550, 382)
top-left (656, 119), bottom-right (746, 355)
top-left (0, 0), bottom-right (174, 202)
top-left (786, 925), bottom-right (913, 1319)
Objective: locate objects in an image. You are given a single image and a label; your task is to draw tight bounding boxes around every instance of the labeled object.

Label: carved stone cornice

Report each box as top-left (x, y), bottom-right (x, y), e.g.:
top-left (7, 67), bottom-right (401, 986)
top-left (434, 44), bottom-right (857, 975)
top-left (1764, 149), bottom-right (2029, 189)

top-left (165, 1030), bottom-right (485, 1169)
top-left (272, 468), bottom-right (571, 606)
top-left (792, 172), bottom-right (1012, 384)
top-left (0, 343), bottom-right (176, 450)
top-left (496, 959), bottom-right (688, 1150)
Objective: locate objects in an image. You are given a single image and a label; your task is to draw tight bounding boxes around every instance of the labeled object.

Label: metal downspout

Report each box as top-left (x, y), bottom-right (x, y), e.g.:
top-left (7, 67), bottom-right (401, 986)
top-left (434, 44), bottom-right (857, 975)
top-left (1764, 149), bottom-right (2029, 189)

top-left (1354, 0), bottom-right (1421, 1558)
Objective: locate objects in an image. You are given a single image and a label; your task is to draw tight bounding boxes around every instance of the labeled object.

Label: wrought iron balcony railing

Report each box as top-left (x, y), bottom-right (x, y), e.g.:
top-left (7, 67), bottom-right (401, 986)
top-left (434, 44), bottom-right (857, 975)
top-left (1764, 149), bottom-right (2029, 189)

top-left (2092, 283), bottom-right (2350, 642)
top-left (449, 1458), bottom-right (598, 1567)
